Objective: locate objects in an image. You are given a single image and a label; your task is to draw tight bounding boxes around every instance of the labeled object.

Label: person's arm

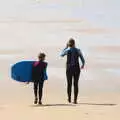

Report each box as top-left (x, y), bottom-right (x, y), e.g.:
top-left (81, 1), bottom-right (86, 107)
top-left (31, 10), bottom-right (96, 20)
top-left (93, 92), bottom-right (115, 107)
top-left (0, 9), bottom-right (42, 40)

top-left (45, 62), bottom-right (48, 69)
top-left (60, 43), bottom-right (69, 57)
top-left (78, 49), bottom-right (85, 69)
top-left (60, 48), bottom-right (68, 57)
top-left (44, 62), bottom-right (48, 81)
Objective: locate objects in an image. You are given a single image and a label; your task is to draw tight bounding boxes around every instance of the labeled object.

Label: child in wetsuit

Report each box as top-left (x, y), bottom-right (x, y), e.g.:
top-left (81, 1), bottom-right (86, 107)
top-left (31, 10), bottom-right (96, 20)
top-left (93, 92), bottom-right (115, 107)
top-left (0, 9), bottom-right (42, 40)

top-left (32, 53), bottom-right (47, 105)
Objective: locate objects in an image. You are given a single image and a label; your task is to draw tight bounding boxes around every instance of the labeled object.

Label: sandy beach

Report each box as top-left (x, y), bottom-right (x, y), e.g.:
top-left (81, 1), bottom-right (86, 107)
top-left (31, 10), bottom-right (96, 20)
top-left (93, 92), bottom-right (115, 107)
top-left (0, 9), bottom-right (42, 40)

top-left (0, 43), bottom-right (120, 120)
top-left (0, 0), bottom-right (120, 119)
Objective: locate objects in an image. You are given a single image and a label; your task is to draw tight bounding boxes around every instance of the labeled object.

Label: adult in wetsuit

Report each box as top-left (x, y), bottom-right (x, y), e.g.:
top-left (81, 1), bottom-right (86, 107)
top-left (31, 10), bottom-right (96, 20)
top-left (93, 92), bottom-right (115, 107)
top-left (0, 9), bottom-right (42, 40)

top-left (61, 38), bottom-right (85, 104)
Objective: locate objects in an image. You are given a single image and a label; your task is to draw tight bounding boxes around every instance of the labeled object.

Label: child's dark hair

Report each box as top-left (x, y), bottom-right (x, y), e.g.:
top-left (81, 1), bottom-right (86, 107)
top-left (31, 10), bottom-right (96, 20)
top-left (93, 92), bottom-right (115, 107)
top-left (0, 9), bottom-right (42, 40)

top-left (38, 53), bottom-right (46, 60)
top-left (68, 38), bottom-right (75, 47)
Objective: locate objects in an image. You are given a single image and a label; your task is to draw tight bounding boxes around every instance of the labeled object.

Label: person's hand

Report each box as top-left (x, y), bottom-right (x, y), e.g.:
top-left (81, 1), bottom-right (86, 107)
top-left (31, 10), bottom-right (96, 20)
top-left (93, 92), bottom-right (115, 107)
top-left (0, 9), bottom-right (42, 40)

top-left (66, 43), bottom-right (69, 48)
top-left (26, 82), bottom-right (30, 84)
top-left (81, 65), bottom-right (84, 69)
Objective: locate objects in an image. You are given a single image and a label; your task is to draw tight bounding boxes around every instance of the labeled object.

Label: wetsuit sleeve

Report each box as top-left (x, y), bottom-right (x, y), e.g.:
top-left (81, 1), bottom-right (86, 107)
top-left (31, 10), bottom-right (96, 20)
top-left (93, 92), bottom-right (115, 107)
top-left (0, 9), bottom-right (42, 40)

top-left (45, 62), bottom-right (48, 69)
top-left (44, 62), bottom-right (48, 80)
top-left (60, 48), bottom-right (69, 57)
top-left (78, 49), bottom-right (85, 66)
top-left (44, 62), bottom-right (48, 72)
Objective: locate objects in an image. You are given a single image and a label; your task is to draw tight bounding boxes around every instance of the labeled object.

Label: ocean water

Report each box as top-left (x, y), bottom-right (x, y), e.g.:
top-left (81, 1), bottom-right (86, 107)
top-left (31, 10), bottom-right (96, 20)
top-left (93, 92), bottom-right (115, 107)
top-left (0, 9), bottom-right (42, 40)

top-left (105, 68), bottom-right (120, 76)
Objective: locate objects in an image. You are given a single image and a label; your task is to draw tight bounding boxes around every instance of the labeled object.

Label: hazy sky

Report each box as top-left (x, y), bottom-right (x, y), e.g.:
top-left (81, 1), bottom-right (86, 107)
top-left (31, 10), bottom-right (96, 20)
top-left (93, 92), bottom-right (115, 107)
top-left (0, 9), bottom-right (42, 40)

top-left (0, 0), bottom-right (119, 28)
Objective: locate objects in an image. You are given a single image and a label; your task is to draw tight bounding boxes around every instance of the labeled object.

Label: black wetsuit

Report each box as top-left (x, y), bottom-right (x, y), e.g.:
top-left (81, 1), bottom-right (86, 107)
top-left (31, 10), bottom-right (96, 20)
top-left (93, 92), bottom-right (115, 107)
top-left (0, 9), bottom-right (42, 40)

top-left (32, 61), bottom-right (47, 102)
top-left (61, 47), bottom-right (85, 102)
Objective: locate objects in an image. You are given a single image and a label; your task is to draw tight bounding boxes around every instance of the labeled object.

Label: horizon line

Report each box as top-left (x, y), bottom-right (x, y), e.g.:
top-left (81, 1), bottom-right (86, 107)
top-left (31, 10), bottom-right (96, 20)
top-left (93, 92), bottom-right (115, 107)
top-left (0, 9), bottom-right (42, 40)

top-left (0, 19), bottom-right (83, 23)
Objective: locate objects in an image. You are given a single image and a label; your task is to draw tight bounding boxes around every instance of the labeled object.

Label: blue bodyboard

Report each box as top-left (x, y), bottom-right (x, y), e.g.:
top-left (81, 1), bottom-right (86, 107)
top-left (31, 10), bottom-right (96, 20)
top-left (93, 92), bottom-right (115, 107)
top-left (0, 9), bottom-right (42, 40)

top-left (11, 61), bottom-right (48, 82)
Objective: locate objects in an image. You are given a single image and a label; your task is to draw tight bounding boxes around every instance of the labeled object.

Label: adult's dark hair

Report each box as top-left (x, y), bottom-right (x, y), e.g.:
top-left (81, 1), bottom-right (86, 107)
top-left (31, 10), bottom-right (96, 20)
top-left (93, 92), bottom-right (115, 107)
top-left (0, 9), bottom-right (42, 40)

top-left (68, 38), bottom-right (75, 47)
top-left (38, 53), bottom-right (46, 60)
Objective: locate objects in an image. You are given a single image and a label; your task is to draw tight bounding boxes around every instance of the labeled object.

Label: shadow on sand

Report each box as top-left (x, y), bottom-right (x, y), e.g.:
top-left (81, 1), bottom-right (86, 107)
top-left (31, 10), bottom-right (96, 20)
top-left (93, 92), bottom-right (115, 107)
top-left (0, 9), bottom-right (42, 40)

top-left (79, 103), bottom-right (117, 106)
top-left (30, 104), bottom-right (76, 107)
top-left (30, 103), bottom-right (117, 107)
